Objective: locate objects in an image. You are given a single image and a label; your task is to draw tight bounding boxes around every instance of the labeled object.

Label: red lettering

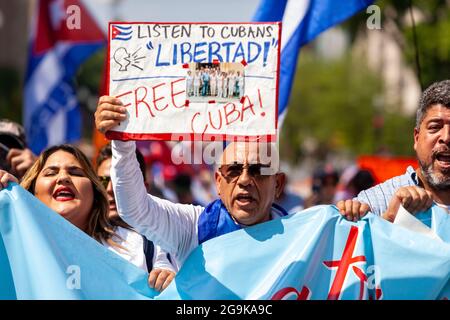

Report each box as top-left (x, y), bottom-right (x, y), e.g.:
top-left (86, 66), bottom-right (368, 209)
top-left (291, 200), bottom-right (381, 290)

top-left (224, 103), bottom-right (240, 125)
top-left (134, 86), bottom-right (154, 118)
top-left (171, 78), bottom-right (187, 108)
top-left (191, 112), bottom-right (208, 134)
top-left (240, 95), bottom-right (256, 122)
top-left (208, 109), bottom-right (223, 130)
top-left (257, 88), bottom-right (265, 116)
top-left (257, 88), bottom-right (263, 109)
top-left (152, 82), bottom-right (168, 111)
top-left (115, 91), bottom-right (132, 108)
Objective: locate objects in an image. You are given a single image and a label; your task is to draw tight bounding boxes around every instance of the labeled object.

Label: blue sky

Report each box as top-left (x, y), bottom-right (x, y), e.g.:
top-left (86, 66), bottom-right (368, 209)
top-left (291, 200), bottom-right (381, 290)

top-left (85, 0), bottom-right (261, 33)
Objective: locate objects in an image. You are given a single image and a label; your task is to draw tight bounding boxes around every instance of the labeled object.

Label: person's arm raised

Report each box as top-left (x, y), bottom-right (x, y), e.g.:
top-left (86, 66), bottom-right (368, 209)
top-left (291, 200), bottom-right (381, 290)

top-left (110, 140), bottom-right (202, 264)
top-left (94, 95), bottom-right (127, 134)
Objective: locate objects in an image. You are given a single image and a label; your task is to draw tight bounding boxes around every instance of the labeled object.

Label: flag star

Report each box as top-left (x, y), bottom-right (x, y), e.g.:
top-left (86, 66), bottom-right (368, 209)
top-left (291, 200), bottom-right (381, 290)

top-left (49, 0), bottom-right (66, 30)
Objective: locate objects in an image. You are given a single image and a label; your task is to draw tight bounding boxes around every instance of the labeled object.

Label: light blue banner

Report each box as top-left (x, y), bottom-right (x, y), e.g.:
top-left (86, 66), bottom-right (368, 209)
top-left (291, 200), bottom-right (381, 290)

top-left (0, 183), bottom-right (156, 299)
top-left (1, 184), bottom-right (449, 299)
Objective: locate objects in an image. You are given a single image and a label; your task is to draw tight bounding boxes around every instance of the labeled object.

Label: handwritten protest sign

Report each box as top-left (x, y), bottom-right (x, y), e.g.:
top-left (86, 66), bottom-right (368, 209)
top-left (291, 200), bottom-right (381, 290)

top-left (106, 22), bottom-right (280, 141)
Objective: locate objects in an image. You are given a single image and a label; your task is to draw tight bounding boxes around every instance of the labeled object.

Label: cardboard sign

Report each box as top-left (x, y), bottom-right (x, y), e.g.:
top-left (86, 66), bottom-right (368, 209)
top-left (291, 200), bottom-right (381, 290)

top-left (106, 22), bottom-right (281, 141)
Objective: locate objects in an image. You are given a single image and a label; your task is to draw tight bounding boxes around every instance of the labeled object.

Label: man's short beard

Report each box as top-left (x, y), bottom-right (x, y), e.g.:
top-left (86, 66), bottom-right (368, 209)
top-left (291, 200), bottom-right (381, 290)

top-left (419, 159), bottom-right (450, 191)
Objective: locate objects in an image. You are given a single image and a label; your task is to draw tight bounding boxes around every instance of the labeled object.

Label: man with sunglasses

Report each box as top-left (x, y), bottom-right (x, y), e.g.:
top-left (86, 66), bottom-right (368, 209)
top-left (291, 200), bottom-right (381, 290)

top-left (95, 96), bottom-right (287, 265)
top-left (96, 144), bottom-right (177, 292)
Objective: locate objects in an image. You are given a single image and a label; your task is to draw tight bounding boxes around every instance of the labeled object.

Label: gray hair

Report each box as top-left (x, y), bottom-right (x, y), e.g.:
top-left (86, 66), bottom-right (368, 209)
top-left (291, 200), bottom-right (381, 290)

top-left (416, 80), bottom-right (450, 129)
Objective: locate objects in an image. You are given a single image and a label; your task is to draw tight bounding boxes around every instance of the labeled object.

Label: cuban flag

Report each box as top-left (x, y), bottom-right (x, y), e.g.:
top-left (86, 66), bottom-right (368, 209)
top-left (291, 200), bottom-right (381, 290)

top-left (24, 0), bottom-right (105, 154)
top-left (111, 25), bottom-right (133, 41)
top-left (253, 0), bottom-right (374, 126)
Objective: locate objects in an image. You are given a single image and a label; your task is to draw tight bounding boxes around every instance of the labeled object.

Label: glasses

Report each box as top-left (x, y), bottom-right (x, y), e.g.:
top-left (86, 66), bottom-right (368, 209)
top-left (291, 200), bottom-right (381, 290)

top-left (218, 163), bottom-right (273, 181)
top-left (99, 175), bottom-right (111, 189)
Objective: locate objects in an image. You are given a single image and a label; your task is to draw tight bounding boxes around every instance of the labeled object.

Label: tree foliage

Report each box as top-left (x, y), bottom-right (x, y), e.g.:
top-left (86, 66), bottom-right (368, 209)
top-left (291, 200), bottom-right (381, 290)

top-left (345, 0), bottom-right (450, 88)
top-left (403, 2), bottom-right (450, 88)
top-left (280, 50), bottom-right (415, 164)
top-left (0, 67), bottom-right (22, 123)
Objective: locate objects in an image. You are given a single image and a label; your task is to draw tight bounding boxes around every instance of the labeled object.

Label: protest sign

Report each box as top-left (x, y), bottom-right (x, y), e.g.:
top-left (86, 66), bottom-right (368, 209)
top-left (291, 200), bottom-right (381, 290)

top-left (106, 22), bottom-right (280, 141)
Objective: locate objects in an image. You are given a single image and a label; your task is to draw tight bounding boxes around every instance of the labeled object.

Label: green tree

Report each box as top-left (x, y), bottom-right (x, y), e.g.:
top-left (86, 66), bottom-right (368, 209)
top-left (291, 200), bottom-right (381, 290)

top-left (280, 50), bottom-right (415, 165)
top-left (346, 0), bottom-right (450, 88)
top-left (0, 67), bottom-right (22, 123)
top-left (404, 5), bottom-right (450, 87)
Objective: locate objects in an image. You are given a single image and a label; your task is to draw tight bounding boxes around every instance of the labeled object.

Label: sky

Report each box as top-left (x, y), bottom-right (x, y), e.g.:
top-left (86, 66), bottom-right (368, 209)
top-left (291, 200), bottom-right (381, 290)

top-left (84, 0), bottom-right (262, 34)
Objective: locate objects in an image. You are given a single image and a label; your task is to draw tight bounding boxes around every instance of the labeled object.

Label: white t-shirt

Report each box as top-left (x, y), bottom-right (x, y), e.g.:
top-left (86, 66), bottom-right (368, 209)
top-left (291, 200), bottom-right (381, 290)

top-left (103, 226), bottom-right (177, 272)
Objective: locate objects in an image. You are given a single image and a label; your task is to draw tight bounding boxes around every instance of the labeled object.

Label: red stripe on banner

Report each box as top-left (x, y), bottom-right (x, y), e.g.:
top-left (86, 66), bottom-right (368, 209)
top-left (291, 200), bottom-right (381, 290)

top-left (182, 63), bottom-right (189, 68)
top-left (208, 100), bottom-right (216, 104)
top-left (213, 59), bottom-right (220, 64)
top-left (326, 226), bottom-right (366, 300)
top-left (109, 21), bottom-right (280, 25)
top-left (185, 100), bottom-right (190, 107)
top-left (240, 59), bottom-right (248, 66)
top-left (105, 131), bottom-right (277, 142)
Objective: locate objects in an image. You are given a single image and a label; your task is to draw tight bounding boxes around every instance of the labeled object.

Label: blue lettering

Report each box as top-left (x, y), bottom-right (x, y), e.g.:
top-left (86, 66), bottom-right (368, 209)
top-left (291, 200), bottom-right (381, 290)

top-left (221, 42), bottom-right (234, 62)
top-left (263, 41), bottom-right (270, 66)
top-left (232, 42), bottom-right (245, 62)
top-left (155, 41), bottom-right (268, 67)
top-left (180, 42), bottom-right (193, 64)
top-left (247, 42), bottom-right (261, 64)
top-left (173, 43), bottom-right (178, 65)
top-left (193, 42), bottom-right (207, 63)
top-left (208, 41), bottom-right (223, 62)
top-left (155, 44), bottom-right (170, 67)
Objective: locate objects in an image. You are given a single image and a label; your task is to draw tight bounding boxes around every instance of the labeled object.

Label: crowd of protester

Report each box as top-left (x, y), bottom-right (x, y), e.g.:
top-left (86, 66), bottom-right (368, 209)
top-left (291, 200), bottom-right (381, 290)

top-left (0, 79), bottom-right (449, 293)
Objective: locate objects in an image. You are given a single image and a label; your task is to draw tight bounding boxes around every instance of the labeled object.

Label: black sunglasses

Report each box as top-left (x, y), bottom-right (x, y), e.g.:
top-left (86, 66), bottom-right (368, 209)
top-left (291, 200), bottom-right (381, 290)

top-left (99, 175), bottom-right (111, 189)
top-left (218, 163), bottom-right (272, 180)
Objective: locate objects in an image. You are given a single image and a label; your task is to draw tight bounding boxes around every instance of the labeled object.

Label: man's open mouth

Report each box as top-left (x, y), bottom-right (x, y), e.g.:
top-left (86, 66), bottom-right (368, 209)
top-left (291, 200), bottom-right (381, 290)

top-left (435, 150), bottom-right (450, 163)
top-left (235, 194), bottom-right (255, 204)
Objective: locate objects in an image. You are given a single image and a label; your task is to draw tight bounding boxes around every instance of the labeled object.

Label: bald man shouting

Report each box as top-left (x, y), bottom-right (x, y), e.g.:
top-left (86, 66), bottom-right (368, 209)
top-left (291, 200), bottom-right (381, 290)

top-left (95, 96), bottom-right (287, 265)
